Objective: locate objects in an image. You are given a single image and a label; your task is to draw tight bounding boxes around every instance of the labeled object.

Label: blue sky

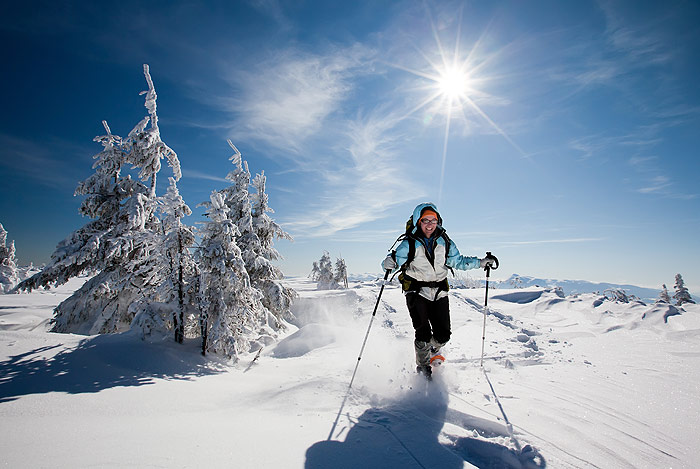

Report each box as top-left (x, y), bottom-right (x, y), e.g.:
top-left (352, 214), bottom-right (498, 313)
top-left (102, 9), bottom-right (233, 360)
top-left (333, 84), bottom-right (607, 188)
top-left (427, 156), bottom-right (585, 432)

top-left (1, 0), bottom-right (699, 292)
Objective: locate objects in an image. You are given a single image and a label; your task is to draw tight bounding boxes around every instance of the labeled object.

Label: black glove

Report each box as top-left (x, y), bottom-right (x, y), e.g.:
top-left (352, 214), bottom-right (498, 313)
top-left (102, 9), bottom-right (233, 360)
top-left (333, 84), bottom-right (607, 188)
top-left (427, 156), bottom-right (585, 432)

top-left (480, 252), bottom-right (499, 270)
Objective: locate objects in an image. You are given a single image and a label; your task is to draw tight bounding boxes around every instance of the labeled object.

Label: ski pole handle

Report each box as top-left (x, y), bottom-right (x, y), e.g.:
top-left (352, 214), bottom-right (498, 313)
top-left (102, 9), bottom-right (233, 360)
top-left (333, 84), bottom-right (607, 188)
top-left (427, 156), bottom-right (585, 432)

top-left (484, 251), bottom-right (499, 274)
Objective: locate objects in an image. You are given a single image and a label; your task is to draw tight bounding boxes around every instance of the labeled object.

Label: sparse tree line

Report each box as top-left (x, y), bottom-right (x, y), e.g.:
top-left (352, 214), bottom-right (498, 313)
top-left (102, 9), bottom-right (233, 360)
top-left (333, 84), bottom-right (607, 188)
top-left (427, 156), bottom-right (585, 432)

top-left (658, 274), bottom-right (695, 306)
top-left (309, 251), bottom-right (348, 290)
top-left (1, 65), bottom-right (295, 359)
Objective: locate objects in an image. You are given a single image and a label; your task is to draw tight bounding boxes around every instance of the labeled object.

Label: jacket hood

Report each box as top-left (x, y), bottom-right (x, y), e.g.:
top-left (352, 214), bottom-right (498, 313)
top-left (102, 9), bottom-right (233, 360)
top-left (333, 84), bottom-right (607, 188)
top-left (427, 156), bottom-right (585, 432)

top-left (411, 202), bottom-right (442, 234)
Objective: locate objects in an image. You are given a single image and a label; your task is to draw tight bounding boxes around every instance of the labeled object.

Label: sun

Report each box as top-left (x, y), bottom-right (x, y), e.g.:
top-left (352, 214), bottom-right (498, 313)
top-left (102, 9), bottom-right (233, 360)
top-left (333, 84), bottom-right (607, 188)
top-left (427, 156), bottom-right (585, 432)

top-left (436, 64), bottom-right (472, 100)
top-left (385, 5), bottom-right (528, 205)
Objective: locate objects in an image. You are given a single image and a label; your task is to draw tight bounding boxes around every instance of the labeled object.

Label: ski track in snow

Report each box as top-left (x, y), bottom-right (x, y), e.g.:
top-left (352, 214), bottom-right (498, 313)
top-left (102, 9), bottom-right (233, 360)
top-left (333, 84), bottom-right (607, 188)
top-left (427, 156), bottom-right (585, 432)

top-left (1, 277), bottom-right (699, 468)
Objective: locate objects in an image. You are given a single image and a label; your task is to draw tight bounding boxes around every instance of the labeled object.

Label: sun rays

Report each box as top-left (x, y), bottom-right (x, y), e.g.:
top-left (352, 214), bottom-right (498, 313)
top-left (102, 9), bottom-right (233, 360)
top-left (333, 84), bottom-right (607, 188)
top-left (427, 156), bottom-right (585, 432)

top-left (386, 8), bottom-right (527, 204)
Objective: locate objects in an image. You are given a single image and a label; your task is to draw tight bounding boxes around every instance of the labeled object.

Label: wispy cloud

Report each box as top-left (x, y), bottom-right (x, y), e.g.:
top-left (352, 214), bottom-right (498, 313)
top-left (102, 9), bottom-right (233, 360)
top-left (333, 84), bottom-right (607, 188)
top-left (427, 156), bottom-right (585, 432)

top-left (0, 134), bottom-right (90, 191)
top-left (222, 45), bottom-right (374, 155)
top-left (635, 174), bottom-right (697, 200)
top-left (282, 108), bottom-right (424, 237)
top-left (499, 237), bottom-right (604, 247)
top-left (568, 124), bottom-right (665, 161)
top-left (247, 0), bottom-right (293, 32)
top-left (181, 169), bottom-right (228, 183)
top-left (598, 0), bottom-right (673, 66)
top-left (637, 175), bottom-right (671, 194)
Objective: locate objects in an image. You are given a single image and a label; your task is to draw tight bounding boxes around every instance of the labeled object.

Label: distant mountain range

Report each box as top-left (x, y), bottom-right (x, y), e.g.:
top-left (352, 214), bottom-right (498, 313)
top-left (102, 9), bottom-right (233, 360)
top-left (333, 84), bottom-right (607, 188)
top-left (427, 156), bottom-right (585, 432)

top-left (500, 274), bottom-right (666, 302)
top-left (347, 272), bottom-right (697, 303)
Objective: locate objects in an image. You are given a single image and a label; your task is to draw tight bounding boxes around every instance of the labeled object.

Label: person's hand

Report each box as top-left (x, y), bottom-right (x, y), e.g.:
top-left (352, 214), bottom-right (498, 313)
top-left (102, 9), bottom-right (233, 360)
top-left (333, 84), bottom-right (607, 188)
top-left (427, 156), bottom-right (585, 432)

top-left (382, 256), bottom-right (397, 271)
top-left (480, 253), bottom-right (498, 269)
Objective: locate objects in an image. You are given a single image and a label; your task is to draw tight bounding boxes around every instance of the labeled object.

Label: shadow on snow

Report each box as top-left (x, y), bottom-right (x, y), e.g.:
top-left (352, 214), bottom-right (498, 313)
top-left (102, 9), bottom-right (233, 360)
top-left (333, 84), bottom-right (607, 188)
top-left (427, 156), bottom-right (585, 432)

top-left (305, 375), bottom-right (546, 469)
top-left (0, 332), bottom-right (223, 403)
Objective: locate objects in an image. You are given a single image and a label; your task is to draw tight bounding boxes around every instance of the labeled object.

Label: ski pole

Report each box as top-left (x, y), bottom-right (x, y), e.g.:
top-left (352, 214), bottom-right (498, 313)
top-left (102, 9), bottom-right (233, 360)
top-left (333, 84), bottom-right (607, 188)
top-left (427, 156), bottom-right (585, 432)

top-left (480, 252), bottom-right (498, 367)
top-left (328, 268), bottom-right (391, 440)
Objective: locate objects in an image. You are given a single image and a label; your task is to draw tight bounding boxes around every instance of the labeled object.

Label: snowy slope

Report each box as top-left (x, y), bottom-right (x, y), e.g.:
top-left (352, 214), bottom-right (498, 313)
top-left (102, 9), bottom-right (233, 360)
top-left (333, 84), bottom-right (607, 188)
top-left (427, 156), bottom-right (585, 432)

top-left (1, 278), bottom-right (699, 468)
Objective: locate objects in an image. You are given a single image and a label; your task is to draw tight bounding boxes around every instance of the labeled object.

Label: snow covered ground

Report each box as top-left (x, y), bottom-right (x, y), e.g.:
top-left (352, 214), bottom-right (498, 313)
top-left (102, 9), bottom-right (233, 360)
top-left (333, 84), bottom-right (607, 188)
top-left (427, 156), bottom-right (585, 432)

top-left (1, 276), bottom-right (699, 468)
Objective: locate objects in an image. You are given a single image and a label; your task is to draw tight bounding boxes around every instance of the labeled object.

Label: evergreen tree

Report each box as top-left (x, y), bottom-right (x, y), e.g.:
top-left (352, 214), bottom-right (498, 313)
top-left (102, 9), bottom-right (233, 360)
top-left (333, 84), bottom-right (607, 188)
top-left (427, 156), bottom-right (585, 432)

top-left (0, 222), bottom-right (19, 293)
top-left (657, 284), bottom-right (671, 303)
top-left (334, 256), bottom-right (348, 289)
top-left (673, 274), bottom-right (695, 306)
top-left (250, 168), bottom-right (296, 324)
top-left (127, 64), bottom-right (180, 198)
top-left (316, 251), bottom-right (339, 290)
top-left (149, 177), bottom-right (197, 342)
top-left (220, 141), bottom-right (295, 331)
top-left (18, 66), bottom-right (181, 335)
top-left (196, 191), bottom-right (266, 358)
top-left (309, 261), bottom-right (321, 281)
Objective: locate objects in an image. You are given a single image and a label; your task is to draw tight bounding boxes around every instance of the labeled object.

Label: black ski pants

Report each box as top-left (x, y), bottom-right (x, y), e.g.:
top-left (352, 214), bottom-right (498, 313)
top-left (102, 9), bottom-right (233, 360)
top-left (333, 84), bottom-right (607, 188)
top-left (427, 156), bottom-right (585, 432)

top-left (406, 292), bottom-right (451, 344)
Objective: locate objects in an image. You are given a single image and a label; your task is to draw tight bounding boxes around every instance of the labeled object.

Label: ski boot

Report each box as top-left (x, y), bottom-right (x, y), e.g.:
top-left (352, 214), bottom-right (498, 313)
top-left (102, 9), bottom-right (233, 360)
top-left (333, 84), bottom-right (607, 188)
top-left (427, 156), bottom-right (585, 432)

top-left (429, 339), bottom-right (445, 366)
top-left (416, 364), bottom-right (432, 380)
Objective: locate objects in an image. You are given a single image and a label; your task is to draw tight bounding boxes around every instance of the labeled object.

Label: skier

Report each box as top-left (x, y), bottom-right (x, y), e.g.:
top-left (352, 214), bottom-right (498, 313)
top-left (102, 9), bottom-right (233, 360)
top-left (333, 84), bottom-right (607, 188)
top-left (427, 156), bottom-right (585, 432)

top-left (382, 202), bottom-right (498, 378)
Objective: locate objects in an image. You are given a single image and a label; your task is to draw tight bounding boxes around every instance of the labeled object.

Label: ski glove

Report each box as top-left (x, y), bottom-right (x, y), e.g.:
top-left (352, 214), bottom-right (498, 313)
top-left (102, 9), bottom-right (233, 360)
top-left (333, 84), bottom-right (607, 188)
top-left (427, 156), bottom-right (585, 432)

top-left (382, 255), bottom-right (397, 271)
top-left (480, 253), bottom-right (499, 269)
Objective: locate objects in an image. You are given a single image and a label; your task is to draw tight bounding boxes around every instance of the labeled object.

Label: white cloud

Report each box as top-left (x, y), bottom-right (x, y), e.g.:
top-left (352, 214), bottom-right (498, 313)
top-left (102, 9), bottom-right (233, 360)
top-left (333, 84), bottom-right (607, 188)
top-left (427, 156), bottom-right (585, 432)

top-left (223, 45), bottom-right (374, 154)
top-left (283, 108), bottom-right (424, 237)
top-left (499, 237), bottom-right (604, 247)
top-left (637, 175), bottom-right (671, 194)
top-left (181, 169), bottom-right (228, 183)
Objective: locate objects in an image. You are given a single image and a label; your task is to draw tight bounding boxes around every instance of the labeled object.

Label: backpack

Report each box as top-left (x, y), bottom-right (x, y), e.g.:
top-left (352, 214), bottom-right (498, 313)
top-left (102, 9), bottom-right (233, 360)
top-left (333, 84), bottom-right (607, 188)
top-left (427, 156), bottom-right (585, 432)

top-left (388, 215), bottom-right (453, 295)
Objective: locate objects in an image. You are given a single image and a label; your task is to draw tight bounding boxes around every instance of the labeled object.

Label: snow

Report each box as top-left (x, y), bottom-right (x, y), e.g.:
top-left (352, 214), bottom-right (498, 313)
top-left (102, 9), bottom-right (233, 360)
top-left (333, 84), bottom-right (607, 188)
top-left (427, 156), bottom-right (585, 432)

top-left (2, 278), bottom-right (700, 468)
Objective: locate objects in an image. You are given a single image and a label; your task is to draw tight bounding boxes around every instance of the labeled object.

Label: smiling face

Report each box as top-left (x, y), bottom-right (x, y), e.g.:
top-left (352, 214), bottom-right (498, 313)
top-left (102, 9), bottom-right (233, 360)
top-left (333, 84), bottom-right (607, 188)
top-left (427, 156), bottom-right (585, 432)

top-left (419, 215), bottom-right (438, 238)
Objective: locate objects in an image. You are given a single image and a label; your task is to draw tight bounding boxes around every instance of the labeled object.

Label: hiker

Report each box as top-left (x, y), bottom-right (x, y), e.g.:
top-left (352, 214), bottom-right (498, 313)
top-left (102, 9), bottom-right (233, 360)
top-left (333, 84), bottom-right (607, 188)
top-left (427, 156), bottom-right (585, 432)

top-left (382, 202), bottom-right (498, 378)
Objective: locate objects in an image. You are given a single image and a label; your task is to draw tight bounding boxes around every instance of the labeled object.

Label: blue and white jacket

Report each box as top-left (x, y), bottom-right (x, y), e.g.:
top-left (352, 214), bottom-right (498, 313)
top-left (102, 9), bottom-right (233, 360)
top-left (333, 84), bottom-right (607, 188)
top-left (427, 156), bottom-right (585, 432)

top-left (387, 202), bottom-right (481, 301)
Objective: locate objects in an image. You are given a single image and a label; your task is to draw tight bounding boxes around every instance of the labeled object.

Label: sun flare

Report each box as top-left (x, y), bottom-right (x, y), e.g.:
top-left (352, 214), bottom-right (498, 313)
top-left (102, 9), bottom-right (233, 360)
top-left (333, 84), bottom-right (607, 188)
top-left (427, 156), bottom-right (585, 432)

top-left (387, 6), bottom-right (528, 205)
top-left (437, 65), bottom-right (471, 100)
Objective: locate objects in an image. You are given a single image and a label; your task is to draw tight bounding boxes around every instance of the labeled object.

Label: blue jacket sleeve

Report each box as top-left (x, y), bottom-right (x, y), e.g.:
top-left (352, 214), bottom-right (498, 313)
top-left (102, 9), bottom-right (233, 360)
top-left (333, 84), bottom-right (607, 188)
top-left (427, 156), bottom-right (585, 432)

top-left (381, 238), bottom-right (410, 272)
top-left (445, 239), bottom-right (481, 271)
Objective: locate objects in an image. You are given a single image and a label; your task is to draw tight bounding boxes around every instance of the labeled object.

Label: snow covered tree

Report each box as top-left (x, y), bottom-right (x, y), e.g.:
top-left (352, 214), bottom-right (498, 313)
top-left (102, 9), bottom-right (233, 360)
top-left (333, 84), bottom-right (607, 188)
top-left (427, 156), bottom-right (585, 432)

top-left (134, 177), bottom-right (197, 342)
top-left (0, 222), bottom-right (19, 293)
top-left (657, 284), bottom-right (671, 304)
top-left (18, 65), bottom-right (182, 335)
top-left (250, 168), bottom-right (296, 323)
top-left (315, 251), bottom-right (339, 290)
top-left (603, 288), bottom-right (636, 303)
top-left (334, 256), bottom-right (348, 289)
top-left (309, 261), bottom-right (321, 281)
top-left (219, 141), bottom-right (295, 331)
top-left (127, 64), bottom-right (180, 198)
top-left (673, 274), bottom-right (695, 306)
top-left (196, 191), bottom-right (267, 358)
top-left (510, 275), bottom-right (523, 289)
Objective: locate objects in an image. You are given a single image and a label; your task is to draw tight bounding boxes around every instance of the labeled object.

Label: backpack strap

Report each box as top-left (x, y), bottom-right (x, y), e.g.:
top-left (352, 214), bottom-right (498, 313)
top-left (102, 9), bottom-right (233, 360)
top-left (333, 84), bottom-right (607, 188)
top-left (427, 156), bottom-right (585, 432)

top-left (440, 230), bottom-right (455, 276)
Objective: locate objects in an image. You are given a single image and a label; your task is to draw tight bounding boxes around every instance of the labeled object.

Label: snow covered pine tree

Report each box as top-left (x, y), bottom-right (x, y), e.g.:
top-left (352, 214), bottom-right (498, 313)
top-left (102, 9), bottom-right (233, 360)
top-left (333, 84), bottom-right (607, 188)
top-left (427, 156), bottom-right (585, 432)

top-left (673, 274), bottom-right (695, 306)
top-left (18, 65), bottom-right (183, 335)
top-left (315, 251), bottom-right (339, 290)
top-left (0, 222), bottom-right (19, 293)
top-left (133, 177), bottom-right (197, 342)
top-left (249, 166), bottom-right (296, 325)
top-left (196, 191), bottom-right (266, 358)
top-left (657, 284), bottom-right (672, 304)
top-left (196, 141), bottom-right (294, 358)
top-left (334, 256), bottom-right (348, 289)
